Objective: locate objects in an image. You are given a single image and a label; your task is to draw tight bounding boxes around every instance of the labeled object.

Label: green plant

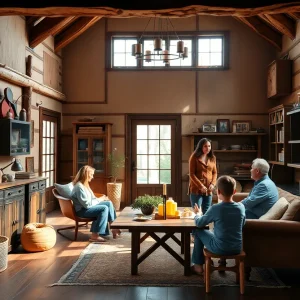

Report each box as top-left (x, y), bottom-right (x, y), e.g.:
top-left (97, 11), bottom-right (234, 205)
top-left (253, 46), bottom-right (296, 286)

top-left (107, 148), bottom-right (125, 183)
top-left (131, 194), bottom-right (163, 210)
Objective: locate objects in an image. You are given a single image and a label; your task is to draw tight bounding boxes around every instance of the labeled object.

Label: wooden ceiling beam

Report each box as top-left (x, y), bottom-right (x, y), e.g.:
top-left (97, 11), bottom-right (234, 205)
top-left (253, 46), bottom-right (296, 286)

top-left (288, 12), bottom-right (300, 20)
top-left (262, 13), bottom-right (295, 40)
top-left (55, 17), bottom-right (101, 52)
top-left (29, 17), bottom-right (76, 48)
top-left (236, 16), bottom-right (282, 50)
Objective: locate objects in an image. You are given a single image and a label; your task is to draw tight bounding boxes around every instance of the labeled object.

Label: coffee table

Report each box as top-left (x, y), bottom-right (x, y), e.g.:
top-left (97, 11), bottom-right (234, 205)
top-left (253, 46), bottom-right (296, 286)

top-left (110, 206), bottom-right (197, 276)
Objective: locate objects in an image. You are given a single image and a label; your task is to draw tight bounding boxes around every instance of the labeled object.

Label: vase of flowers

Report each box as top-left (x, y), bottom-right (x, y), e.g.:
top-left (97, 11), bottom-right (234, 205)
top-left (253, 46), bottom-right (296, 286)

top-left (107, 148), bottom-right (125, 210)
top-left (131, 195), bottom-right (163, 215)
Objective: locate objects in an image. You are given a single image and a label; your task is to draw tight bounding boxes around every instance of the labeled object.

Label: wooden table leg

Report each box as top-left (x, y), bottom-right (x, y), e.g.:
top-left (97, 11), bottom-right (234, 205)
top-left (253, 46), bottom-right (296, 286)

top-left (131, 231), bottom-right (140, 275)
top-left (181, 232), bottom-right (184, 254)
top-left (183, 232), bottom-right (191, 276)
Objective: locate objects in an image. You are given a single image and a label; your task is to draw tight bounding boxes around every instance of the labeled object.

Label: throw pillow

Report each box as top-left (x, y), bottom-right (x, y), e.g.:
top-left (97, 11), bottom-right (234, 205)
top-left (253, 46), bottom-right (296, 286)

top-left (259, 197), bottom-right (289, 220)
top-left (54, 182), bottom-right (74, 199)
top-left (281, 199), bottom-right (300, 221)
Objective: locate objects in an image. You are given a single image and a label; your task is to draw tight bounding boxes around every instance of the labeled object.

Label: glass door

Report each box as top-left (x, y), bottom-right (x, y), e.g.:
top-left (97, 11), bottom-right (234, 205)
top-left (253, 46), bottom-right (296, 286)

top-left (92, 137), bottom-right (105, 174)
top-left (77, 138), bottom-right (89, 172)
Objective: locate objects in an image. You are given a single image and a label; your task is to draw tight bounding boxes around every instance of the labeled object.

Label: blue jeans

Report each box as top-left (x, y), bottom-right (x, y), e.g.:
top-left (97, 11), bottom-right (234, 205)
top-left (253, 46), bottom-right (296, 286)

top-left (76, 201), bottom-right (116, 236)
top-left (192, 228), bottom-right (240, 265)
top-left (190, 193), bottom-right (212, 214)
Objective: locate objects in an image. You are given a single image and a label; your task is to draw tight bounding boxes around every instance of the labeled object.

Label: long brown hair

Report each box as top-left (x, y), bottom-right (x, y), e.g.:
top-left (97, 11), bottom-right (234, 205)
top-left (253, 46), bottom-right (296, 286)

top-left (72, 165), bottom-right (95, 189)
top-left (194, 138), bottom-right (215, 160)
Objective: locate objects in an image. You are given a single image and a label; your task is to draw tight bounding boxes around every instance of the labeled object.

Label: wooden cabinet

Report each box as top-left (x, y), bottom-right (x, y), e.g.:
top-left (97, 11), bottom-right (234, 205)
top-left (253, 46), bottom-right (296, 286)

top-left (73, 122), bottom-right (112, 194)
top-left (287, 107), bottom-right (300, 169)
top-left (267, 59), bottom-right (292, 99)
top-left (0, 186), bottom-right (25, 252)
top-left (0, 119), bottom-right (31, 156)
top-left (26, 180), bottom-right (46, 223)
top-left (268, 104), bottom-right (292, 165)
top-left (188, 133), bottom-right (266, 190)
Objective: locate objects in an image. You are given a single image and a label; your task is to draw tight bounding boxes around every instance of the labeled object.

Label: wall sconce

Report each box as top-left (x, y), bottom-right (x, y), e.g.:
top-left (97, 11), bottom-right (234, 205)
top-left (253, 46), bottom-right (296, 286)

top-left (36, 101), bottom-right (42, 107)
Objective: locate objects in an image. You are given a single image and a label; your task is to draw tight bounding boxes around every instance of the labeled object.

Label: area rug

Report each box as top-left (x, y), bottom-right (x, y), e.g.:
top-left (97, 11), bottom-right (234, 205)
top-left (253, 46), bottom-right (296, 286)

top-left (52, 233), bottom-right (287, 288)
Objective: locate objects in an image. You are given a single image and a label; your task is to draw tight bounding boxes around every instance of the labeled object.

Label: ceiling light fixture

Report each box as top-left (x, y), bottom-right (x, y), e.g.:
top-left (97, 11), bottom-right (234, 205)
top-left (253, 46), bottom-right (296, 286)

top-left (132, 17), bottom-right (188, 64)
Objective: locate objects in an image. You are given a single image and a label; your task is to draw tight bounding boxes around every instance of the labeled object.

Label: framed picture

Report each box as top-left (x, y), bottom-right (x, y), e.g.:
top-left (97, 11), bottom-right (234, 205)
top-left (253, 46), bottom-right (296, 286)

top-left (202, 124), bottom-right (217, 133)
top-left (11, 129), bottom-right (21, 146)
top-left (232, 120), bottom-right (252, 133)
top-left (26, 157), bottom-right (34, 173)
top-left (217, 119), bottom-right (230, 133)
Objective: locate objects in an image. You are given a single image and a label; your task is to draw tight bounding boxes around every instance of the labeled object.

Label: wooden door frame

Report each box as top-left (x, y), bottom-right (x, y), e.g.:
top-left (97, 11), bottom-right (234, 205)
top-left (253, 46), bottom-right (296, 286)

top-left (39, 107), bottom-right (61, 185)
top-left (125, 114), bottom-right (182, 207)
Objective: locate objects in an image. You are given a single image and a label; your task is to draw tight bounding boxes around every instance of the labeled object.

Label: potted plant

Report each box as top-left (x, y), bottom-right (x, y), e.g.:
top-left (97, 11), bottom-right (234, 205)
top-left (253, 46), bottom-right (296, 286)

top-left (131, 194), bottom-right (163, 215)
top-left (107, 148), bottom-right (125, 210)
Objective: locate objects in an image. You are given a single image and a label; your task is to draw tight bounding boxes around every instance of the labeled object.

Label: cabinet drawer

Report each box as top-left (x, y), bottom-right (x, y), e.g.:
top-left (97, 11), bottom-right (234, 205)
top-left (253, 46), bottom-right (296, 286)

top-left (0, 190), bottom-right (3, 199)
top-left (29, 182), bottom-right (39, 192)
top-left (4, 186), bottom-right (25, 198)
top-left (39, 180), bottom-right (46, 190)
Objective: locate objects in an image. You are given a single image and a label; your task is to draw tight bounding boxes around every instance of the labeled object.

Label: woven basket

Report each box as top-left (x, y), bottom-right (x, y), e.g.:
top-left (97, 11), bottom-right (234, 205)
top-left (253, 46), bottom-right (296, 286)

top-left (107, 183), bottom-right (122, 211)
top-left (0, 236), bottom-right (8, 272)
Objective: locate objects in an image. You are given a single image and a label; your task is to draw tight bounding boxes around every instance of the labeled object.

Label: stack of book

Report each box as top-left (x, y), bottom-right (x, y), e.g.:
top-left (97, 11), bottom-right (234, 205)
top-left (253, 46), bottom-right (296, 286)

top-left (15, 172), bottom-right (36, 179)
top-left (233, 163), bottom-right (251, 177)
top-left (78, 126), bottom-right (103, 135)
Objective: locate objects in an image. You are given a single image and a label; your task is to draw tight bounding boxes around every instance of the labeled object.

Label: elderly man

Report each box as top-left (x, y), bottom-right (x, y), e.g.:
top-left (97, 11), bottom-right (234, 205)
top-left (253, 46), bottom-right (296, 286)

top-left (241, 158), bottom-right (278, 219)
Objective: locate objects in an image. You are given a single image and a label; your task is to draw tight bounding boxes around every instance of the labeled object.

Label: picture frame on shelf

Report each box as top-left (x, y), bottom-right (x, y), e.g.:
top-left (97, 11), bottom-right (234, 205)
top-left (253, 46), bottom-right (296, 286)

top-left (26, 156), bottom-right (34, 173)
top-left (202, 124), bottom-right (217, 133)
top-left (11, 129), bottom-right (21, 146)
top-left (232, 120), bottom-right (252, 133)
top-left (217, 119), bottom-right (230, 133)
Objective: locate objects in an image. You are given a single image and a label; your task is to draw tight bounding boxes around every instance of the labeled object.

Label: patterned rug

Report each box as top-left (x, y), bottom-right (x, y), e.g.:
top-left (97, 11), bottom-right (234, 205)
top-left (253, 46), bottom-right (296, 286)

top-left (52, 232), bottom-right (287, 288)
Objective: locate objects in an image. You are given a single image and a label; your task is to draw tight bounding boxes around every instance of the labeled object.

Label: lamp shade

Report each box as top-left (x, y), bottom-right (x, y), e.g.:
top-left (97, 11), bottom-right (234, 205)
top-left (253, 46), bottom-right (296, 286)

top-left (11, 159), bottom-right (23, 171)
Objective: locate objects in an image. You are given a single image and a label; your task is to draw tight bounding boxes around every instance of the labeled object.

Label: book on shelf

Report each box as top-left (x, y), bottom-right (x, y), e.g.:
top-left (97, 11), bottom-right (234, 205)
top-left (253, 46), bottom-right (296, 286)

top-left (15, 172), bottom-right (36, 179)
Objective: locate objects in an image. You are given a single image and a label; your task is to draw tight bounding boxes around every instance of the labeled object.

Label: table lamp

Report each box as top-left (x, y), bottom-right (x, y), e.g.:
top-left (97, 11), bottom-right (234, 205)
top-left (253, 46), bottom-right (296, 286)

top-left (0, 159), bottom-right (23, 183)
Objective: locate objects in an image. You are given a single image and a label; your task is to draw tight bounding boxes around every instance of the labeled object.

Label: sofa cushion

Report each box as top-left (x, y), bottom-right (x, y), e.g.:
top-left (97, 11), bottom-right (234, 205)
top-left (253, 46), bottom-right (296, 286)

top-left (259, 197), bottom-right (289, 220)
top-left (54, 182), bottom-right (73, 199)
top-left (277, 187), bottom-right (300, 204)
top-left (281, 199), bottom-right (300, 221)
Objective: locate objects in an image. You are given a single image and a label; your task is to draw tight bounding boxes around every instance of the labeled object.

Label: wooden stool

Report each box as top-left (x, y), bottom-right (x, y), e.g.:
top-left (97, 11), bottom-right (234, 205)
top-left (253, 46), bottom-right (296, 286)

top-left (203, 248), bottom-right (246, 294)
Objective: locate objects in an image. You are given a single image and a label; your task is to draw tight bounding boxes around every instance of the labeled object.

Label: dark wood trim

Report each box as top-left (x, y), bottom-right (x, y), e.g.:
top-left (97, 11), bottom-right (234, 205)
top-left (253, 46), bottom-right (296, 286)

top-left (196, 15), bottom-right (199, 31)
top-left (62, 112), bottom-right (126, 116)
top-left (104, 18), bottom-right (108, 104)
top-left (112, 134), bottom-right (125, 138)
top-left (63, 101), bottom-right (107, 104)
top-left (195, 72), bottom-right (198, 113)
top-left (125, 114), bottom-right (182, 206)
top-left (25, 46), bottom-right (43, 61)
top-left (106, 67), bottom-right (229, 71)
top-left (32, 66), bottom-right (43, 75)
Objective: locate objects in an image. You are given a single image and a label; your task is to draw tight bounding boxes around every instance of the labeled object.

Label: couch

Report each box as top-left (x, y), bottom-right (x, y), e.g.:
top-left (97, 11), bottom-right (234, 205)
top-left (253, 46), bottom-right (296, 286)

top-left (233, 188), bottom-right (300, 272)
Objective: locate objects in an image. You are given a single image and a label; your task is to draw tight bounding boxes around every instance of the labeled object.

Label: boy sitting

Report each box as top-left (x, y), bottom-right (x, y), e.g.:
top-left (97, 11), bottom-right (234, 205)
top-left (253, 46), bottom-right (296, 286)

top-left (191, 175), bottom-right (246, 275)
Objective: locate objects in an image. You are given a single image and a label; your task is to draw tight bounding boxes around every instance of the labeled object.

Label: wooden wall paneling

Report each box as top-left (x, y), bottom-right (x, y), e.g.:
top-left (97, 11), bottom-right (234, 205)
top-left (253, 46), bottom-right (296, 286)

top-left (43, 51), bottom-right (60, 91)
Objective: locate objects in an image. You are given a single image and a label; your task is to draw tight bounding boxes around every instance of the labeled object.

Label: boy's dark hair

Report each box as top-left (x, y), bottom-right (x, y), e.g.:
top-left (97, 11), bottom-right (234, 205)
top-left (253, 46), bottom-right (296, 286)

top-left (216, 175), bottom-right (236, 197)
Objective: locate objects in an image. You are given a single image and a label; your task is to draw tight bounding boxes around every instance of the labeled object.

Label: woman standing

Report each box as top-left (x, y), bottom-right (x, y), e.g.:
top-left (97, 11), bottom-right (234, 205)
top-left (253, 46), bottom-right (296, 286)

top-left (71, 165), bottom-right (121, 242)
top-left (188, 138), bottom-right (217, 214)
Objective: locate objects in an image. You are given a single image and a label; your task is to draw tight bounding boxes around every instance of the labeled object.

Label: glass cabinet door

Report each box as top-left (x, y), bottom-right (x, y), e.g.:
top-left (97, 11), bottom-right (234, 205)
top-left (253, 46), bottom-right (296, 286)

top-left (92, 138), bottom-right (105, 174)
top-left (77, 138), bottom-right (89, 172)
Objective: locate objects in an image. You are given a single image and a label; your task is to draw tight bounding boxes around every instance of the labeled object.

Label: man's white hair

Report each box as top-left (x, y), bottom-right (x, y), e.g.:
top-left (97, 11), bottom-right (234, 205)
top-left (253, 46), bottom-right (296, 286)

top-left (252, 158), bottom-right (270, 175)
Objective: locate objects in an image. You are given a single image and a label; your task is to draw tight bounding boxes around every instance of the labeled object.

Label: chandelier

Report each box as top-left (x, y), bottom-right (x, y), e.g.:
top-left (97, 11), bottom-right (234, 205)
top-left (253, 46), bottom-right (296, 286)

top-left (132, 17), bottom-right (188, 64)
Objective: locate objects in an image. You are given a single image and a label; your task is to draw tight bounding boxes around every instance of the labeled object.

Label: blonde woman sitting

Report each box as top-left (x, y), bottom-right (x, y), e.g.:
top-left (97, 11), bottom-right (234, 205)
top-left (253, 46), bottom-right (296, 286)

top-left (71, 165), bottom-right (121, 242)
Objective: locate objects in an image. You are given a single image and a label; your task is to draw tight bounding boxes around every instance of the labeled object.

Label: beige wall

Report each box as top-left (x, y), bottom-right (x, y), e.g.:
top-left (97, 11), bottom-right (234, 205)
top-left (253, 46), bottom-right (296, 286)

top-left (62, 16), bottom-right (277, 204)
top-left (0, 16), bottom-right (63, 177)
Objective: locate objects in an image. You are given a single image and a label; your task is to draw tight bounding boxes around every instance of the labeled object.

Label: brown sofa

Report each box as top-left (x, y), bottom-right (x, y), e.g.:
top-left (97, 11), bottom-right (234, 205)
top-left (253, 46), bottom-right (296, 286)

top-left (233, 188), bottom-right (300, 271)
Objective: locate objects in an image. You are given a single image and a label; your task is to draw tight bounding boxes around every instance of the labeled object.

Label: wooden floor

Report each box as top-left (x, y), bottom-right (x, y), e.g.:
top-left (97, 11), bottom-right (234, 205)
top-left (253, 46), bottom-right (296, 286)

top-left (0, 210), bottom-right (299, 300)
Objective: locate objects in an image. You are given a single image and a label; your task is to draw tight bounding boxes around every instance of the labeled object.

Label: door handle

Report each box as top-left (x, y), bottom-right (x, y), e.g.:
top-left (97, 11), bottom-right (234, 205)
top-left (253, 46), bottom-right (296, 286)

top-left (131, 161), bottom-right (137, 172)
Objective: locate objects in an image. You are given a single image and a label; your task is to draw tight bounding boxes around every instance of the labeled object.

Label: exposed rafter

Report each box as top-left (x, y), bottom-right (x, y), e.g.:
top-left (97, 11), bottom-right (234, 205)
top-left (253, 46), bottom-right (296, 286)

top-left (236, 16), bottom-right (282, 50)
top-left (260, 13), bottom-right (295, 40)
top-left (29, 17), bottom-right (77, 48)
top-left (55, 17), bottom-right (101, 52)
top-left (288, 12), bottom-right (300, 20)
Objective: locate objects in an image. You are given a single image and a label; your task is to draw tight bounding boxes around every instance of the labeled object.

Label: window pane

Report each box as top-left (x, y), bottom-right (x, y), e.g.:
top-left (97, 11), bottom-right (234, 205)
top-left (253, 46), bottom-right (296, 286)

top-left (211, 38), bottom-right (222, 52)
top-left (137, 125), bottom-right (147, 139)
top-left (160, 170), bottom-right (171, 184)
top-left (211, 53), bottom-right (222, 66)
top-left (43, 120), bottom-right (46, 136)
top-left (160, 140), bottom-right (171, 154)
top-left (46, 121), bottom-right (50, 137)
top-left (137, 155), bottom-right (147, 169)
top-left (50, 154), bottom-right (54, 170)
top-left (51, 122), bottom-right (54, 138)
top-left (46, 138), bottom-right (50, 154)
top-left (160, 155), bottom-right (171, 169)
top-left (43, 138), bottom-right (46, 155)
top-left (149, 170), bottom-right (159, 184)
top-left (125, 53), bottom-right (137, 66)
top-left (49, 170), bottom-right (54, 187)
top-left (126, 39), bottom-right (137, 52)
top-left (160, 125), bottom-right (171, 139)
top-left (137, 140), bottom-right (147, 154)
top-left (114, 39), bottom-right (125, 52)
top-left (137, 169), bottom-right (147, 184)
top-left (148, 140), bottom-right (159, 154)
top-left (198, 53), bottom-right (210, 66)
top-left (199, 39), bottom-right (210, 52)
top-left (42, 155), bottom-right (45, 172)
top-left (114, 53), bottom-right (126, 66)
top-left (149, 155), bottom-right (159, 169)
top-left (149, 125), bottom-right (159, 139)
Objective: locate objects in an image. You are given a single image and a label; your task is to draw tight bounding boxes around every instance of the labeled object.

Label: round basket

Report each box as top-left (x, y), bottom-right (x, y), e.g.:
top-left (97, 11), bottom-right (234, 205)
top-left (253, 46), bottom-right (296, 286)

top-left (0, 236), bottom-right (8, 272)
